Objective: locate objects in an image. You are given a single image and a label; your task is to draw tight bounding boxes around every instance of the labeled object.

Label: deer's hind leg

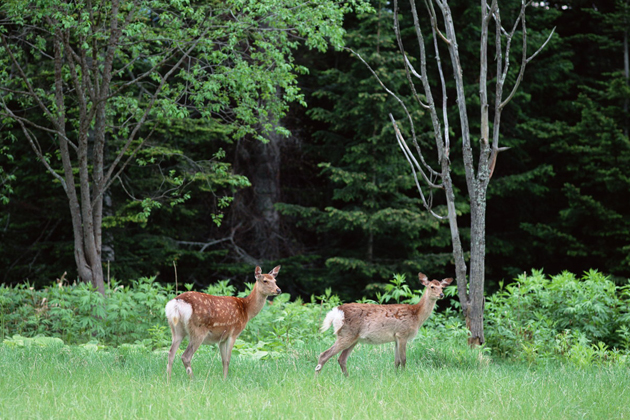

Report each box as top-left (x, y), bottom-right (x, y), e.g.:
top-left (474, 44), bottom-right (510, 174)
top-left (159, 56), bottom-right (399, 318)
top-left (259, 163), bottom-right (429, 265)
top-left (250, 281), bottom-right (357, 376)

top-left (337, 342), bottom-right (357, 376)
top-left (167, 322), bottom-right (186, 382)
top-left (315, 335), bottom-right (358, 376)
top-left (181, 333), bottom-right (204, 379)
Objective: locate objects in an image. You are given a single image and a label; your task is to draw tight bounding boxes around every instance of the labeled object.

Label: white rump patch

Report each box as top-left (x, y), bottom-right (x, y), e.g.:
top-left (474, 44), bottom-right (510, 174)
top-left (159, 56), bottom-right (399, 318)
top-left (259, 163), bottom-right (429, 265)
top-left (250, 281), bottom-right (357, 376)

top-left (320, 307), bottom-right (345, 335)
top-left (165, 299), bottom-right (193, 327)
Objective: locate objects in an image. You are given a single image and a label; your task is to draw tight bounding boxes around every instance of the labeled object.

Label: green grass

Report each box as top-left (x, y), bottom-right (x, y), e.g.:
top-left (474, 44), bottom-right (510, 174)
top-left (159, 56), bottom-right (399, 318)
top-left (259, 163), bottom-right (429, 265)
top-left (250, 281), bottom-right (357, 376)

top-left (0, 340), bottom-right (628, 420)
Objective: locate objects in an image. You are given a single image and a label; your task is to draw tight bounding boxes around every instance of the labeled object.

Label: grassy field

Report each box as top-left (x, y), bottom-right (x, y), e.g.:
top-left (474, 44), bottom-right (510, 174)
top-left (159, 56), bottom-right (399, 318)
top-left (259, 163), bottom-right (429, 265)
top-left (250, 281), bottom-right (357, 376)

top-left (0, 339), bottom-right (629, 420)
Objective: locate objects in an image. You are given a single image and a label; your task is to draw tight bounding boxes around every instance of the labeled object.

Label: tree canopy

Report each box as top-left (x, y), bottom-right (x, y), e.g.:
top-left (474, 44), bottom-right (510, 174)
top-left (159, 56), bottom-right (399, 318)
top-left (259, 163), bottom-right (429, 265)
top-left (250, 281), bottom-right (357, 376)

top-left (0, 0), bottom-right (628, 301)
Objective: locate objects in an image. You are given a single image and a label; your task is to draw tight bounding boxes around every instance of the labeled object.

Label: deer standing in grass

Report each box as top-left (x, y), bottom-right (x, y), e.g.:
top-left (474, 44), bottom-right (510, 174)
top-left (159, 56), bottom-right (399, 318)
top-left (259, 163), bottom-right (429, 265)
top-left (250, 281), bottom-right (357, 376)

top-left (315, 272), bottom-right (452, 376)
top-left (165, 265), bottom-right (281, 381)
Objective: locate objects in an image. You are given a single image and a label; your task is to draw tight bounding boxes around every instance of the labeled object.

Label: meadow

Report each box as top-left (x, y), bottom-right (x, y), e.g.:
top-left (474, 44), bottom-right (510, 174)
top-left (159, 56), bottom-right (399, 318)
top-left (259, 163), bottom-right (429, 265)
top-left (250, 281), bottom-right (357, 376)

top-left (1, 337), bottom-right (629, 420)
top-left (1, 270), bottom-right (629, 419)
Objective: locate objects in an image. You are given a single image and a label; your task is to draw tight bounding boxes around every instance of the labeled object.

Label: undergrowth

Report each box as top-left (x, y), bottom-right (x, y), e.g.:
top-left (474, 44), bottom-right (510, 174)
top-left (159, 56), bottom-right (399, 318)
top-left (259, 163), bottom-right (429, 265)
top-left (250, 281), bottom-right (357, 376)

top-left (1, 269), bottom-right (629, 367)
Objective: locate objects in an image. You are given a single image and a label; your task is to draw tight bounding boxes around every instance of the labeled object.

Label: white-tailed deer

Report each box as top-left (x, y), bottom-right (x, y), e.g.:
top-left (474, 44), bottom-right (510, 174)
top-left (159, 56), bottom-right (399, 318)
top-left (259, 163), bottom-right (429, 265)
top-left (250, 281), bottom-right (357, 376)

top-left (165, 265), bottom-right (281, 381)
top-left (315, 272), bottom-right (453, 376)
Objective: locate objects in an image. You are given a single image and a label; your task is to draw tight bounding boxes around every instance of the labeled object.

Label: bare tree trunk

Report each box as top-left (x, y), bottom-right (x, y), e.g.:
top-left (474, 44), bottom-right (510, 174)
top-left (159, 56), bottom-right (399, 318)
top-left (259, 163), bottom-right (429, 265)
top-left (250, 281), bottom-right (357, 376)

top-left (356, 0), bottom-right (553, 346)
top-left (467, 188), bottom-right (487, 345)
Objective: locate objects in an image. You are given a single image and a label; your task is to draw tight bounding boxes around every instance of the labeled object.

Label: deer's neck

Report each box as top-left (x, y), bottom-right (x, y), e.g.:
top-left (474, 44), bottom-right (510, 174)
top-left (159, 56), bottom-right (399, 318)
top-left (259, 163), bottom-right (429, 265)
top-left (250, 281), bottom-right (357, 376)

top-left (243, 283), bottom-right (267, 321)
top-left (412, 291), bottom-right (438, 324)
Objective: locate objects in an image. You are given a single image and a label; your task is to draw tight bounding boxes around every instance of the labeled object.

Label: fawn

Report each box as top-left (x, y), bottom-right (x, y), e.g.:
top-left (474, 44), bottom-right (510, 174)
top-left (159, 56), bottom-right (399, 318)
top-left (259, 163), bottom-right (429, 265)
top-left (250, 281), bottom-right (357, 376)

top-left (165, 265), bottom-right (281, 381)
top-left (315, 272), bottom-right (453, 376)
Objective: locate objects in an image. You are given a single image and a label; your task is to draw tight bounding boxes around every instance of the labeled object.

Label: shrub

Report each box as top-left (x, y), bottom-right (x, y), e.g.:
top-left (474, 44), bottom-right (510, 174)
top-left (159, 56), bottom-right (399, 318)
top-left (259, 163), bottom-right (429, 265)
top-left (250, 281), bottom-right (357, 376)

top-left (0, 277), bottom-right (170, 346)
top-left (2, 269), bottom-right (628, 367)
top-left (485, 269), bottom-right (630, 364)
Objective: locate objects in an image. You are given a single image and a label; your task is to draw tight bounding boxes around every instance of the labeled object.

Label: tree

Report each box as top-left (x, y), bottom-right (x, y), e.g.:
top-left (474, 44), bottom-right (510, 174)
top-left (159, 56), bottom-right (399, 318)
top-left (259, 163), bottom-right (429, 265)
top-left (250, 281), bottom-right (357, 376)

top-left (355, 0), bottom-right (554, 345)
top-left (0, 0), bottom-right (370, 294)
top-left (522, 80), bottom-right (630, 280)
top-left (277, 2), bottom-right (454, 299)
top-left (516, 0), bottom-right (630, 281)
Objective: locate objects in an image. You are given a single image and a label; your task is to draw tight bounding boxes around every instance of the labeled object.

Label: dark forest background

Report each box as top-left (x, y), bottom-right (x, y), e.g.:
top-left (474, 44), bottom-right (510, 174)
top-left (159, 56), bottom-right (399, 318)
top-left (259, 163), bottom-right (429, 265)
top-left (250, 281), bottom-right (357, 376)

top-left (1, 0), bottom-right (629, 301)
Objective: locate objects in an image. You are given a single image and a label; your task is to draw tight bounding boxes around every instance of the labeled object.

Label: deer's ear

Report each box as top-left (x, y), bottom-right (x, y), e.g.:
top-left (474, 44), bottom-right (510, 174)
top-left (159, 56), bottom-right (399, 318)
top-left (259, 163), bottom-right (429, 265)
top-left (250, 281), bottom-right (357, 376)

top-left (255, 266), bottom-right (262, 277)
top-left (441, 278), bottom-right (454, 286)
top-left (269, 265), bottom-right (281, 278)
top-left (418, 272), bottom-right (428, 283)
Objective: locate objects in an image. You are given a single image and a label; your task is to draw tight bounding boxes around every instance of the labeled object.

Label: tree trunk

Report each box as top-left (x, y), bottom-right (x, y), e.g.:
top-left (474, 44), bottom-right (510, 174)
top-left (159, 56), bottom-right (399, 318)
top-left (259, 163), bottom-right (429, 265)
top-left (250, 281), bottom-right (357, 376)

top-left (467, 184), bottom-right (487, 346)
top-left (61, 140), bottom-right (106, 295)
top-left (50, 32), bottom-right (106, 295)
top-left (375, 0), bottom-right (551, 348)
top-left (232, 128), bottom-right (285, 263)
top-left (252, 132), bottom-right (282, 259)
top-left (64, 180), bottom-right (106, 295)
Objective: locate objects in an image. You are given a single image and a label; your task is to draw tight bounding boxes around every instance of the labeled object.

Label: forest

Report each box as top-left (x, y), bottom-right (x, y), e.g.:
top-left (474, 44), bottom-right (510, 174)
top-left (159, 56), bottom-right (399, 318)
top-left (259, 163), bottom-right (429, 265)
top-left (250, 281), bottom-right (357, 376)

top-left (1, 0), bottom-right (629, 305)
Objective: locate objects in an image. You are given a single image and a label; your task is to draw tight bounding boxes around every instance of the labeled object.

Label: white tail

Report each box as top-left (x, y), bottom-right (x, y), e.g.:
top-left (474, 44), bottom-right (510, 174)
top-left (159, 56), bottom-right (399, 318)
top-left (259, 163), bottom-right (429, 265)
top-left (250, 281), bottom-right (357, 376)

top-left (319, 307), bottom-right (345, 334)
top-left (165, 265), bottom-right (281, 381)
top-left (315, 272), bottom-right (453, 376)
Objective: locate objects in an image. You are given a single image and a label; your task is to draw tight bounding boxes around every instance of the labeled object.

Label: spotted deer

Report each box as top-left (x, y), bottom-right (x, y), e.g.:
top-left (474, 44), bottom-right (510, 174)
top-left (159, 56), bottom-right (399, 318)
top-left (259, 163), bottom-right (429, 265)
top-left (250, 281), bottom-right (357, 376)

top-left (315, 272), bottom-right (453, 376)
top-left (165, 265), bottom-right (281, 381)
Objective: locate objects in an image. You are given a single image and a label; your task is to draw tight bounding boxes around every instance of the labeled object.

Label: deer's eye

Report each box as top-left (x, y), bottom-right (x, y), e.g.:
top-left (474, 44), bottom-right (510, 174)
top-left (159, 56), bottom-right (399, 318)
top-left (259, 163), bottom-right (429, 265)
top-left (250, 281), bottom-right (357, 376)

top-left (263, 279), bottom-right (268, 283)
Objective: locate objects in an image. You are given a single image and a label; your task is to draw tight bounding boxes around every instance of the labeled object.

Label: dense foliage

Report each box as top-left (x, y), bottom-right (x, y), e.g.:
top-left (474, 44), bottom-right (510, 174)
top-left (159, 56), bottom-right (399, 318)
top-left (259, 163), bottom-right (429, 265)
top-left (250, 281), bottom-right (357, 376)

top-left (0, 0), bottom-right (628, 301)
top-left (276, 5), bottom-right (453, 298)
top-left (485, 269), bottom-right (630, 365)
top-left (2, 270), bottom-right (629, 366)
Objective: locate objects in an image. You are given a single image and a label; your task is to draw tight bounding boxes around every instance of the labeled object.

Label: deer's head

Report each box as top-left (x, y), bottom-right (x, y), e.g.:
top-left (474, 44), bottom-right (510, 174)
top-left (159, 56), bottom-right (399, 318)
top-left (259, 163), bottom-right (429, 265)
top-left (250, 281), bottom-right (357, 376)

top-left (255, 265), bottom-right (282, 296)
top-left (419, 272), bottom-right (453, 300)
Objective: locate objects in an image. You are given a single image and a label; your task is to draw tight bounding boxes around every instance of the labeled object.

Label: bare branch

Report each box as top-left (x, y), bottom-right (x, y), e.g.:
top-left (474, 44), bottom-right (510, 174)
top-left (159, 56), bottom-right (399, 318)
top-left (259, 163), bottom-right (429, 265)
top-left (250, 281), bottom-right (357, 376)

top-left (390, 114), bottom-right (442, 189)
top-left (399, 0), bottom-right (451, 167)
top-left (393, 2), bottom-right (432, 114)
top-left (2, 108), bottom-right (67, 189)
top-left (499, 17), bottom-right (556, 109)
top-left (488, 146), bottom-right (511, 180)
top-left (350, 47), bottom-right (441, 179)
top-left (400, 56), bottom-right (430, 109)
top-left (390, 114), bottom-right (446, 220)
top-left (425, 0), bottom-right (451, 45)
top-left (526, 27), bottom-right (556, 63)
top-left (420, 0), bottom-right (452, 160)
top-left (177, 238), bottom-right (232, 253)
top-left (432, 0), bottom-right (475, 190)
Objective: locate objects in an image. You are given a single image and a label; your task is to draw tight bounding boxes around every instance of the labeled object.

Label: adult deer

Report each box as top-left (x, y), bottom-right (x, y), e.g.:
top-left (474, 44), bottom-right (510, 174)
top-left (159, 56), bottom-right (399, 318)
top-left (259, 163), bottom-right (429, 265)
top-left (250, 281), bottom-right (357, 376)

top-left (165, 265), bottom-right (281, 381)
top-left (315, 272), bottom-right (452, 376)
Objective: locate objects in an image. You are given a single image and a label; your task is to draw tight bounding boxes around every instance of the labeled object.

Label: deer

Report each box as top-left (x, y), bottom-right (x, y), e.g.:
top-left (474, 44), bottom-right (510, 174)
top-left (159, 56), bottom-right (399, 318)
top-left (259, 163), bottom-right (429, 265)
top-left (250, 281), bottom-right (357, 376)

top-left (165, 265), bottom-right (281, 381)
top-left (314, 272), bottom-right (453, 376)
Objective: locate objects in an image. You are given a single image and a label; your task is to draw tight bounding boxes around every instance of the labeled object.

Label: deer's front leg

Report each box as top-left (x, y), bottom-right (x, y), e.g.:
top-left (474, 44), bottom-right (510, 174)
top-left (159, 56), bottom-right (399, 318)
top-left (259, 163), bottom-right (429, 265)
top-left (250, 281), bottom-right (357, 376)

top-left (394, 336), bottom-right (408, 369)
top-left (219, 335), bottom-right (237, 379)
